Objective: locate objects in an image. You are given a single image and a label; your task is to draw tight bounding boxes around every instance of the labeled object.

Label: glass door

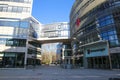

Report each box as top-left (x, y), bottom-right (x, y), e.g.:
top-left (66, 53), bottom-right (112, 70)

top-left (3, 53), bottom-right (16, 68)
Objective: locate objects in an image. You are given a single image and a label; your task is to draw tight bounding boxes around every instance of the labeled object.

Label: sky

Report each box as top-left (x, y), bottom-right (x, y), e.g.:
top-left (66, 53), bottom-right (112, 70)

top-left (32, 0), bottom-right (75, 24)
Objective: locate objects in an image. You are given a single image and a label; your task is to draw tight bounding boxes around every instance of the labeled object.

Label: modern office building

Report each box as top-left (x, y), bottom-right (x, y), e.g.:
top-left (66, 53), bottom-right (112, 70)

top-left (70, 0), bottom-right (120, 69)
top-left (0, 0), bottom-right (41, 68)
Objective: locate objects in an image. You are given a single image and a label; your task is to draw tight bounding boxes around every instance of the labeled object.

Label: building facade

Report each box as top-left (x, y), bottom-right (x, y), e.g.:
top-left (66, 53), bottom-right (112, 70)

top-left (39, 22), bottom-right (71, 66)
top-left (27, 17), bottom-right (42, 66)
top-left (70, 0), bottom-right (120, 69)
top-left (39, 22), bottom-right (70, 41)
top-left (0, 0), bottom-right (42, 68)
top-left (61, 42), bottom-right (72, 69)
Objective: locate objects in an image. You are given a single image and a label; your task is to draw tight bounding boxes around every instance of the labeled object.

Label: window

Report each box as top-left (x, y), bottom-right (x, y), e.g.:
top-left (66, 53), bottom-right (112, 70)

top-left (58, 25), bottom-right (61, 29)
top-left (8, 6), bottom-right (12, 12)
top-left (102, 32), bottom-right (108, 37)
top-left (12, 6), bottom-right (18, 12)
top-left (109, 35), bottom-right (115, 40)
top-left (24, 0), bottom-right (30, 3)
top-left (0, 4), bottom-right (8, 12)
top-left (6, 39), bottom-right (26, 47)
top-left (23, 7), bottom-right (27, 12)
top-left (61, 31), bottom-right (69, 37)
top-left (23, 7), bottom-right (30, 13)
top-left (0, 4), bottom-right (30, 13)
top-left (2, 7), bottom-right (7, 12)
top-left (27, 8), bottom-right (30, 12)
top-left (0, 38), bottom-right (6, 44)
top-left (97, 15), bottom-right (114, 27)
top-left (19, 0), bottom-right (24, 2)
top-left (6, 39), bottom-right (14, 46)
top-left (110, 40), bottom-right (119, 47)
top-left (0, 0), bottom-right (32, 3)
top-left (108, 31), bottom-right (115, 35)
top-left (20, 21), bottom-right (29, 28)
top-left (17, 7), bottom-right (23, 13)
top-left (0, 20), bottom-right (19, 27)
top-left (102, 36), bottom-right (109, 40)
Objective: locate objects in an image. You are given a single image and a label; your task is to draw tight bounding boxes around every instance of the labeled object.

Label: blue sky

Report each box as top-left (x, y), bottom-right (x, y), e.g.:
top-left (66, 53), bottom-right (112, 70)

top-left (32, 0), bottom-right (75, 24)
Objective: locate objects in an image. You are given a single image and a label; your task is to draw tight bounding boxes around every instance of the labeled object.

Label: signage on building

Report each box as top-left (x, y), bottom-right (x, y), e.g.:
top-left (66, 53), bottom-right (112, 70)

top-left (76, 18), bottom-right (80, 27)
top-left (85, 42), bottom-right (109, 57)
top-left (87, 48), bottom-right (105, 54)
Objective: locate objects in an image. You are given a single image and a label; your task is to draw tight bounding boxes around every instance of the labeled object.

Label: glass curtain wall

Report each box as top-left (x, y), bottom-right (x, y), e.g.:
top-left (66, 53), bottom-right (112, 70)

top-left (0, 52), bottom-right (24, 68)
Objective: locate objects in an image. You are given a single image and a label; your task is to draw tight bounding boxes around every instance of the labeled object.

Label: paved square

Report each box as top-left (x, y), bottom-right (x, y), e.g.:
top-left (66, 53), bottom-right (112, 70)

top-left (0, 66), bottom-right (120, 80)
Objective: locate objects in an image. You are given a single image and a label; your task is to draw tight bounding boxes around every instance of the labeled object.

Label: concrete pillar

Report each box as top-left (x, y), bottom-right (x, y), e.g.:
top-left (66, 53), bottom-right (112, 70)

top-left (24, 40), bottom-right (28, 68)
top-left (83, 49), bottom-right (88, 68)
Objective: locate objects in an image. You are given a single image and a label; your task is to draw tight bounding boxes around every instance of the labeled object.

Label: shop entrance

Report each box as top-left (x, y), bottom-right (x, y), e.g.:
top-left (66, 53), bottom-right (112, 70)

top-left (111, 53), bottom-right (120, 69)
top-left (87, 56), bottom-right (110, 69)
top-left (0, 52), bottom-right (24, 68)
top-left (3, 57), bottom-right (15, 68)
top-left (74, 57), bottom-right (83, 68)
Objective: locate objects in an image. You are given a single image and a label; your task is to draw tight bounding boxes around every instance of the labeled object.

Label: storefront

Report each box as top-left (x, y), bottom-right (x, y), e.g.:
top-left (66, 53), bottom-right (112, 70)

top-left (111, 53), bottom-right (120, 69)
top-left (87, 56), bottom-right (110, 69)
top-left (0, 52), bottom-right (24, 68)
top-left (84, 41), bottom-right (111, 69)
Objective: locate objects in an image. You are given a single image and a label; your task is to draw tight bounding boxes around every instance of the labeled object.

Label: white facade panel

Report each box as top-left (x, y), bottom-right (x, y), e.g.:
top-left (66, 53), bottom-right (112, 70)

top-left (0, 27), bottom-right (14, 35)
top-left (0, 46), bottom-right (26, 52)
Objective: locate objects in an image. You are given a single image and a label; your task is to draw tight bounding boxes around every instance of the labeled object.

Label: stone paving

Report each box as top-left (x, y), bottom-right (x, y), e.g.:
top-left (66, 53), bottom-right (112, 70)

top-left (0, 66), bottom-right (120, 80)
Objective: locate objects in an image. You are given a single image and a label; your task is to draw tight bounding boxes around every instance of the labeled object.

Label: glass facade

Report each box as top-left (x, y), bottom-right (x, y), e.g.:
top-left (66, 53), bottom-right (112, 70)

top-left (0, 18), bottom-right (30, 68)
top-left (0, 18), bottom-right (29, 38)
top-left (5, 39), bottom-right (26, 47)
top-left (0, 0), bottom-right (31, 3)
top-left (0, 4), bottom-right (30, 13)
top-left (41, 22), bottom-right (70, 38)
top-left (70, 0), bottom-right (120, 69)
top-left (71, 0), bottom-right (120, 48)
top-left (61, 43), bottom-right (72, 68)
top-left (0, 0), bottom-right (33, 68)
top-left (0, 52), bottom-right (25, 68)
top-left (27, 18), bottom-right (42, 66)
top-left (0, 19), bottom-right (29, 28)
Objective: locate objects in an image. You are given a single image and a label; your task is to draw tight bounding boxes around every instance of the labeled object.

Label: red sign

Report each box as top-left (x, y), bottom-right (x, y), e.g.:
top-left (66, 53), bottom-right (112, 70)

top-left (76, 18), bottom-right (80, 27)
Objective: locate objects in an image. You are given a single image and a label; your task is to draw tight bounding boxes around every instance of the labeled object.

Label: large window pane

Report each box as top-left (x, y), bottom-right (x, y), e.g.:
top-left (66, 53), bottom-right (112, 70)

top-left (5, 39), bottom-right (26, 47)
top-left (20, 21), bottom-right (29, 28)
top-left (0, 20), bottom-right (19, 27)
top-left (12, 6), bottom-right (17, 12)
top-left (17, 7), bottom-right (23, 13)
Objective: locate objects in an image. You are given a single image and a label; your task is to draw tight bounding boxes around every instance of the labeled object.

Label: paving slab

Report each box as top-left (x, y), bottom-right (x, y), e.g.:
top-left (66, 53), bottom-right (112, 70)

top-left (0, 66), bottom-right (120, 80)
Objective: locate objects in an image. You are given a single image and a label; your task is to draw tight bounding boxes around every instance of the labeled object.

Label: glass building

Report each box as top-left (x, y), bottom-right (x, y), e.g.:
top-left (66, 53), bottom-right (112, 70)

top-left (70, 0), bottom-right (120, 69)
top-left (0, 0), bottom-right (41, 68)
top-left (40, 22), bottom-right (70, 39)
